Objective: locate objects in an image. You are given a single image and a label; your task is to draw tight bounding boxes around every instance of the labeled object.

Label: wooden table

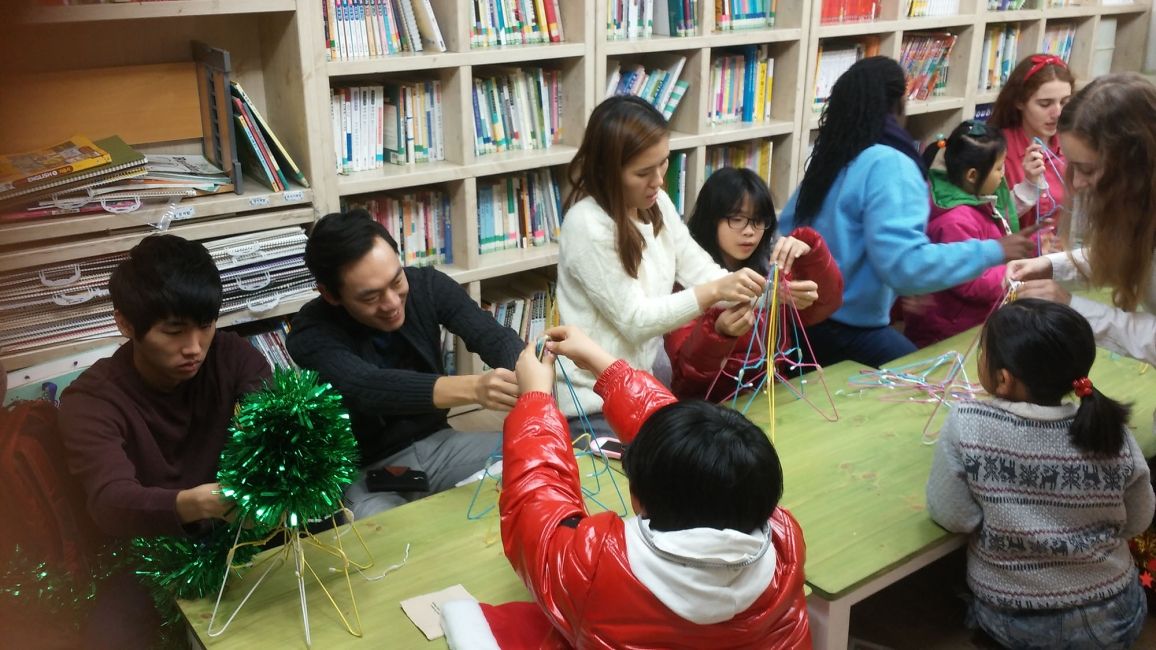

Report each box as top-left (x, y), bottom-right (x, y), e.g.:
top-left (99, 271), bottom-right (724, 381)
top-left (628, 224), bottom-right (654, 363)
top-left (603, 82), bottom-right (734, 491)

top-left (740, 328), bottom-right (1156, 650)
top-left (182, 327), bottom-right (1156, 650)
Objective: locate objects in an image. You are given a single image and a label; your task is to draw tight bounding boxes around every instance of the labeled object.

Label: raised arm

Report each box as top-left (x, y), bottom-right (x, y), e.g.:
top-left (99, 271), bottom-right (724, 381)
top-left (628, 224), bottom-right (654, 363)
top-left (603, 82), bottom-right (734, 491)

top-left (785, 227), bottom-right (843, 325)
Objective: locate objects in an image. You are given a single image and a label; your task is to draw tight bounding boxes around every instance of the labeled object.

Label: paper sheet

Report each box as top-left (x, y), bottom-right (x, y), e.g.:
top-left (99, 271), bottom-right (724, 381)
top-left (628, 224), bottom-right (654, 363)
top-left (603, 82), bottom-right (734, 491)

top-left (400, 584), bottom-right (475, 640)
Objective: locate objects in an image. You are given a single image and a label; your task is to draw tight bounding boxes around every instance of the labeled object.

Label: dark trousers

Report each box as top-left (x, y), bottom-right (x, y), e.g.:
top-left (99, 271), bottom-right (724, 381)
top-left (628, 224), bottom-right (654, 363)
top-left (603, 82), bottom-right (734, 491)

top-left (804, 319), bottom-right (917, 369)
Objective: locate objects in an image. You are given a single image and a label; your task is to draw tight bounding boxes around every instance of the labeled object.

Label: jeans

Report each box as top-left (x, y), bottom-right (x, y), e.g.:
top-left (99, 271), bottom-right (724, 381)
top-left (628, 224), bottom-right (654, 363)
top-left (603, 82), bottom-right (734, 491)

top-left (803, 319), bottom-right (917, 369)
top-left (968, 578), bottom-right (1148, 650)
top-left (344, 427), bottom-right (500, 520)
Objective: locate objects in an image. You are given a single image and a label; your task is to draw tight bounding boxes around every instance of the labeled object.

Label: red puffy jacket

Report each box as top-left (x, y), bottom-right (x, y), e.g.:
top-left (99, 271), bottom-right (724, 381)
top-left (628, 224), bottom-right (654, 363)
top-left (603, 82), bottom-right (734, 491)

top-left (500, 360), bottom-right (812, 649)
top-left (665, 227), bottom-right (843, 402)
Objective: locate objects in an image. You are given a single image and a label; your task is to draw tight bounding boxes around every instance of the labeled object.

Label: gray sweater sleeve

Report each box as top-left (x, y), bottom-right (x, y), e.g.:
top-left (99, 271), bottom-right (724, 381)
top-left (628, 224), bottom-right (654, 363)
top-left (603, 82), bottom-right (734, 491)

top-left (926, 409), bottom-right (984, 533)
top-left (1122, 432), bottom-right (1156, 538)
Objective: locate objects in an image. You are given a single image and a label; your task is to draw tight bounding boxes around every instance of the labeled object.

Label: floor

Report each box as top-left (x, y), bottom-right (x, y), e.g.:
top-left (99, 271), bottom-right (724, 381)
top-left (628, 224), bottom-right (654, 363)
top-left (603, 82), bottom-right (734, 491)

top-left (450, 408), bottom-right (1156, 649)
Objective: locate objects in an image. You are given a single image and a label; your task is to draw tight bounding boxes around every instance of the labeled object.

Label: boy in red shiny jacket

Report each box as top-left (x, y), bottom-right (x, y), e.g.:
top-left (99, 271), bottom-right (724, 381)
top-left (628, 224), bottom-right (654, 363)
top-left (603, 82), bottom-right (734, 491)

top-left (499, 326), bottom-right (811, 649)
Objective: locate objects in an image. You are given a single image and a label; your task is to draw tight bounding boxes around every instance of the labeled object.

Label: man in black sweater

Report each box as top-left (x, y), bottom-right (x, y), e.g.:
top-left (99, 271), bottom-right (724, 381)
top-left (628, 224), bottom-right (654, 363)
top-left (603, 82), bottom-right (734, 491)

top-left (288, 210), bottom-right (524, 519)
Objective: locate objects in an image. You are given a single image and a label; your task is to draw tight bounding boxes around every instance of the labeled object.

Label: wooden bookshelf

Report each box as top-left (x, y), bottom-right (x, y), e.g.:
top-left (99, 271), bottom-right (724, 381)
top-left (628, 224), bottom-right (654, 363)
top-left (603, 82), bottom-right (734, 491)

top-left (2, 0), bottom-right (1150, 374)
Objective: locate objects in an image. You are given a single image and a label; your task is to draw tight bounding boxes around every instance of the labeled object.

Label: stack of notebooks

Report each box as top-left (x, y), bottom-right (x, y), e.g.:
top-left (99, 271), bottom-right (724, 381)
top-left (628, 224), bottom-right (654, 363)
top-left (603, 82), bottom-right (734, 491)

top-left (472, 67), bottom-right (563, 156)
top-left (0, 226), bottom-right (315, 358)
top-left (900, 32), bottom-right (956, 101)
top-left (476, 168), bottom-right (563, 255)
top-left (605, 57), bottom-right (689, 120)
top-left (231, 82), bottom-right (310, 192)
top-left (348, 188), bottom-right (454, 267)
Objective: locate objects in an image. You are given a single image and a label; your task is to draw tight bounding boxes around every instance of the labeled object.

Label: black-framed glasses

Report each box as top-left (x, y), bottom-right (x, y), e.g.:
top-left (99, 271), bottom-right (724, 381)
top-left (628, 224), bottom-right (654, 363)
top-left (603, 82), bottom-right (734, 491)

top-left (725, 215), bottom-right (770, 231)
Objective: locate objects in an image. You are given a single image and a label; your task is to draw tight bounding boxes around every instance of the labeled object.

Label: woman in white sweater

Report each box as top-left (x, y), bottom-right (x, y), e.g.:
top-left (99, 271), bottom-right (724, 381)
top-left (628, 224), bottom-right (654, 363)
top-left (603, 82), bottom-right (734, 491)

top-left (555, 96), bottom-right (765, 429)
top-left (1010, 74), bottom-right (1156, 427)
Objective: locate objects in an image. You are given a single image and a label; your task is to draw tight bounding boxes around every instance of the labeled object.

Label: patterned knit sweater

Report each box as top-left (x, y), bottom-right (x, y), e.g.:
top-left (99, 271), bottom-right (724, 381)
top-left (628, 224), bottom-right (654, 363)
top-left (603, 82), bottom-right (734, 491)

top-left (927, 398), bottom-right (1155, 610)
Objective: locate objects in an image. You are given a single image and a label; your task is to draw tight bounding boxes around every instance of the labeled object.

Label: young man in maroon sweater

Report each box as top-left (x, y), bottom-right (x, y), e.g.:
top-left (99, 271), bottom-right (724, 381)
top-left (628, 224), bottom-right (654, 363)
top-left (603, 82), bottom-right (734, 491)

top-left (58, 235), bottom-right (271, 648)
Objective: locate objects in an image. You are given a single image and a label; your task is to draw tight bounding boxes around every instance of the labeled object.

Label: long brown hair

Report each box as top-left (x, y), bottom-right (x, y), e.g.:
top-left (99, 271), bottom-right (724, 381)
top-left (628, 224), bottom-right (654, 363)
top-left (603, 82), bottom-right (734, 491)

top-left (1058, 73), bottom-right (1156, 311)
top-left (565, 95), bottom-right (669, 278)
top-left (987, 54), bottom-right (1075, 130)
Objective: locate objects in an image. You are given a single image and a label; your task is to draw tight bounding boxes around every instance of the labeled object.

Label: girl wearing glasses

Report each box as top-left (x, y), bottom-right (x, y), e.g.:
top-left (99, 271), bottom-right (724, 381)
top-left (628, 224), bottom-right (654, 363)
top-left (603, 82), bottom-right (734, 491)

top-left (665, 167), bottom-right (843, 401)
top-left (556, 96), bottom-right (766, 433)
top-left (904, 121), bottom-right (1013, 347)
top-left (778, 56), bottom-right (1038, 368)
top-left (987, 54), bottom-right (1074, 232)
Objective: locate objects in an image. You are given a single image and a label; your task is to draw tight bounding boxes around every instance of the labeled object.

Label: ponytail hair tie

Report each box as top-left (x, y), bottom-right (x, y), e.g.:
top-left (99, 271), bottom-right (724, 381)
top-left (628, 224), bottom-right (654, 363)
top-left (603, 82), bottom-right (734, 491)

top-left (1072, 376), bottom-right (1093, 398)
top-left (1024, 54), bottom-right (1067, 81)
top-left (936, 139), bottom-right (946, 149)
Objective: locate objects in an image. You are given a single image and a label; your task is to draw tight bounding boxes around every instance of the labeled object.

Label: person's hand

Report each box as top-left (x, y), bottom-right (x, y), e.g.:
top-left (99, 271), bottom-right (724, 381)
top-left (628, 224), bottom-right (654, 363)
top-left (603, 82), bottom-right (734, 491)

top-left (997, 223), bottom-right (1043, 262)
top-left (712, 268), bottom-right (767, 303)
top-left (1016, 279), bottom-right (1071, 305)
top-left (474, 367), bottom-right (519, 411)
top-left (175, 482), bottom-right (232, 524)
top-left (1023, 142), bottom-right (1046, 187)
top-left (515, 344), bottom-right (555, 395)
top-left (770, 236), bottom-right (812, 275)
top-left (543, 325), bottom-right (618, 376)
top-left (786, 280), bottom-right (819, 311)
top-left (715, 302), bottom-right (756, 337)
top-left (1006, 256), bottom-right (1054, 283)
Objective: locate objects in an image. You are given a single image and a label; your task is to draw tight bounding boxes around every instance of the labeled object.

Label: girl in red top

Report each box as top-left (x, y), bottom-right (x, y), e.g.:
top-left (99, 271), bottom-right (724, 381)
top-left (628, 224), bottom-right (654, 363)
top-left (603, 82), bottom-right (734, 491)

top-left (987, 54), bottom-right (1075, 234)
top-left (664, 167), bottom-right (843, 401)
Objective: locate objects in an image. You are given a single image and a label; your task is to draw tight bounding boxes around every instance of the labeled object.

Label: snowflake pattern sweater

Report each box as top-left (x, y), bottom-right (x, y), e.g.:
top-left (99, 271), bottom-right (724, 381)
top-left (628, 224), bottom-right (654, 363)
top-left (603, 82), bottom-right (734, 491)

top-left (927, 398), bottom-right (1154, 610)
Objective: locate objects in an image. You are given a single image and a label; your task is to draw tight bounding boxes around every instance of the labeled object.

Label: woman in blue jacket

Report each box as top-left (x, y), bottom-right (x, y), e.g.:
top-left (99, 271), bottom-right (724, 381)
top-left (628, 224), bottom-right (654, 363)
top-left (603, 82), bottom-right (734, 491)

top-left (779, 56), bottom-right (1038, 368)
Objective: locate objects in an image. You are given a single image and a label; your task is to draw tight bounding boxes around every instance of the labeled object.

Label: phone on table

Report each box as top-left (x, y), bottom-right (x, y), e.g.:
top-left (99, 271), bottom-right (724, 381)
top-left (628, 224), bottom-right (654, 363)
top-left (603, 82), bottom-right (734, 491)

top-left (590, 437), bottom-right (625, 460)
top-left (366, 466), bottom-right (430, 493)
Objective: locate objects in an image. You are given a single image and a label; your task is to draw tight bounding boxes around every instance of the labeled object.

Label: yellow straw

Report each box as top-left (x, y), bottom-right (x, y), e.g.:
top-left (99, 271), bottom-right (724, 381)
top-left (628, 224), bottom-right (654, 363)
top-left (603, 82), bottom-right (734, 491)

top-left (767, 266), bottom-right (780, 444)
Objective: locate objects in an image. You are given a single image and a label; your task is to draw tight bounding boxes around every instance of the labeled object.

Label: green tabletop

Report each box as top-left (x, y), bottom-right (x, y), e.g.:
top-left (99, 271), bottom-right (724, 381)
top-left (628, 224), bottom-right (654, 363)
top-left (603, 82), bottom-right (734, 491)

top-left (741, 327), bottom-right (1156, 600)
top-left (180, 458), bottom-right (628, 649)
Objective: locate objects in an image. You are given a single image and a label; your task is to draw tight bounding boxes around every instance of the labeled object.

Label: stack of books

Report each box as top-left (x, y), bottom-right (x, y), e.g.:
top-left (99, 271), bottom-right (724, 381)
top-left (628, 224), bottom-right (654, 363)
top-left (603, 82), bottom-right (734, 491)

top-left (900, 32), bottom-right (956, 101)
top-left (244, 321), bottom-right (297, 371)
top-left (205, 227), bottom-right (316, 321)
top-left (813, 38), bottom-right (879, 112)
top-left (476, 169), bottom-right (562, 255)
top-left (905, 0), bottom-right (960, 16)
top-left (605, 0), bottom-right (703, 39)
top-left (232, 82), bottom-right (309, 192)
top-left (471, 68), bottom-right (563, 157)
top-left (987, 0), bottom-right (1029, 8)
top-left (715, 0), bottom-right (776, 31)
top-left (705, 141), bottom-right (773, 188)
top-left (348, 188), bottom-right (453, 267)
top-left (481, 278), bottom-right (555, 348)
top-left (978, 24), bottom-right (1021, 92)
top-left (331, 80), bottom-right (446, 172)
top-left (708, 46), bottom-right (775, 125)
top-left (471, 0), bottom-right (564, 48)
top-left (605, 57), bottom-right (690, 120)
top-left (321, 0), bottom-right (447, 60)
top-left (1042, 23), bottom-right (1076, 64)
top-left (819, 0), bottom-right (880, 24)
top-left (665, 151), bottom-right (688, 217)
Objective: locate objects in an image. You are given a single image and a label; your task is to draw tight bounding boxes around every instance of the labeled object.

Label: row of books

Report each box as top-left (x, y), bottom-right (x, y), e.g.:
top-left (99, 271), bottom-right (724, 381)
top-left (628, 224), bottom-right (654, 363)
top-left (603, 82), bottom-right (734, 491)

top-left (330, 81), bottom-right (446, 173)
top-left (481, 279), bottom-right (556, 351)
top-left (708, 46), bottom-right (775, 125)
top-left (478, 168), bottom-right (563, 254)
top-left (605, 58), bottom-right (690, 120)
top-left (0, 226), bottom-right (312, 357)
top-left (321, 0), bottom-right (446, 60)
top-left (812, 37), bottom-right (880, 111)
top-left (471, 0), bottom-right (565, 48)
top-left (987, 0), bottom-right (1028, 8)
top-left (246, 323), bottom-right (297, 372)
top-left (979, 24), bottom-right (1021, 92)
top-left (1042, 23), bottom-right (1077, 64)
top-left (818, 0), bottom-right (880, 24)
top-left (715, 0), bottom-right (777, 31)
top-left (899, 33), bottom-right (956, 101)
top-left (471, 68), bottom-right (564, 157)
top-left (704, 140), bottom-right (773, 189)
top-left (348, 189), bottom-right (453, 267)
top-left (665, 151), bottom-right (688, 216)
top-left (606, 0), bottom-right (701, 39)
top-left (233, 82), bottom-right (310, 192)
top-left (905, 0), bottom-right (960, 17)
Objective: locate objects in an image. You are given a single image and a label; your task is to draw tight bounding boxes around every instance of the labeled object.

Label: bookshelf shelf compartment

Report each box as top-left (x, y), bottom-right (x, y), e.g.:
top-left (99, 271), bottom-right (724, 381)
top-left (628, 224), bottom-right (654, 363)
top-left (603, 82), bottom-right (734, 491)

top-left (470, 147), bottom-right (580, 180)
top-left (906, 96), bottom-right (967, 115)
top-left (984, 10), bottom-right (1044, 23)
top-left (25, 0), bottom-right (297, 23)
top-left (443, 245), bottom-right (560, 284)
top-left (337, 161), bottom-right (470, 197)
top-left (686, 121), bottom-right (795, 147)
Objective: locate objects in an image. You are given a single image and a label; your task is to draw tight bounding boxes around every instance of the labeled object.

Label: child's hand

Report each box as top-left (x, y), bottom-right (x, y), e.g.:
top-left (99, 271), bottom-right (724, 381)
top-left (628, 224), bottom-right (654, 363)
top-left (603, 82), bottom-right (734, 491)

top-left (1023, 142), bottom-right (1046, 187)
top-left (770, 236), bottom-right (812, 274)
top-left (1016, 279), bottom-right (1071, 305)
top-left (515, 344), bottom-right (555, 395)
top-left (544, 326), bottom-right (618, 376)
top-left (1006, 255), bottom-right (1053, 282)
top-left (787, 279), bottom-right (819, 310)
top-left (715, 302), bottom-right (756, 337)
top-left (997, 223), bottom-right (1044, 261)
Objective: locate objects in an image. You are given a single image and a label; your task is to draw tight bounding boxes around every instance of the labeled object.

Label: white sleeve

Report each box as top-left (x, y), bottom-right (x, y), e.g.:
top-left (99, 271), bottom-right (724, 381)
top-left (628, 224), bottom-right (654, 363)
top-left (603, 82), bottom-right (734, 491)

top-left (559, 201), bottom-right (706, 344)
top-left (1046, 248), bottom-right (1091, 286)
top-left (661, 192), bottom-right (729, 289)
top-left (1012, 180), bottom-right (1038, 214)
top-left (1068, 294), bottom-right (1156, 367)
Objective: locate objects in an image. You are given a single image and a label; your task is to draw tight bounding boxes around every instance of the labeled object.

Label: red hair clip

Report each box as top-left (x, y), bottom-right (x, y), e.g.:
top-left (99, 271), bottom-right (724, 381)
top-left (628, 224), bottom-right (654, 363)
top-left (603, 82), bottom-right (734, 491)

top-left (936, 139), bottom-right (947, 149)
top-left (1024, 54), bottom-right (1067, 82)
top-left (1072, 376), bottom-right (1093, 398)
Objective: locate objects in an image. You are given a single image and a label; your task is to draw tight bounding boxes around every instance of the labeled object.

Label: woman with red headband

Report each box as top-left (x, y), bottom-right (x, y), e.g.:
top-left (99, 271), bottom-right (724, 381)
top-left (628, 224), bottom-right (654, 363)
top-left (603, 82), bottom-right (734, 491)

top-left (987, 54), bottom-right (1075, 231)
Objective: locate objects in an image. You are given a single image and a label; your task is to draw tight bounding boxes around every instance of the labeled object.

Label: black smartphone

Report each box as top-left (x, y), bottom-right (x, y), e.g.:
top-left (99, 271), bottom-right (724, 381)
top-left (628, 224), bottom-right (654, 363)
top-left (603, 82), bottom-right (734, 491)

top-left (366, 466), bottom-right (431, 492)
